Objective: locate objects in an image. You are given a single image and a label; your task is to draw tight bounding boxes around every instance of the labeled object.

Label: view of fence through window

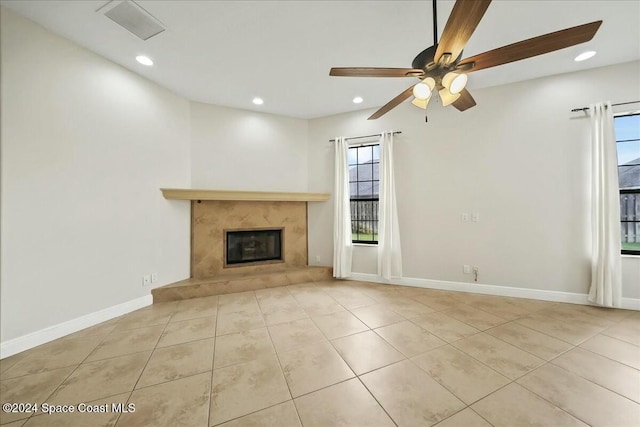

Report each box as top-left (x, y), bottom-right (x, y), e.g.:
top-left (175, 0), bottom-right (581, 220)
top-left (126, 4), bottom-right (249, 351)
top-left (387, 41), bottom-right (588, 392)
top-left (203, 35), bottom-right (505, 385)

top-left (615, 113), bottom-right (640, 254)
top-left (348, 144), bottom-right (380, 243)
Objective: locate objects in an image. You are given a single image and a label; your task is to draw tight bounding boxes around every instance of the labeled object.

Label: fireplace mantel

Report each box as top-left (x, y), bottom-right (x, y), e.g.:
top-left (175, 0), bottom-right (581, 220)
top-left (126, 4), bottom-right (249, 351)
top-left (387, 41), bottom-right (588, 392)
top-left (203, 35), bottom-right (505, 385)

top-left (161, 188), bottom-right (330, 202)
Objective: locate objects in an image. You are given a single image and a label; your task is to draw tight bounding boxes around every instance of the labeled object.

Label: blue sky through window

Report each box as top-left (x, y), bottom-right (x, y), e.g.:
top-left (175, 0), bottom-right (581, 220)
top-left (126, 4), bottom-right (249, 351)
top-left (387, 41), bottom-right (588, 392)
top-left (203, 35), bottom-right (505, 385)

top-left (615, 114), bottom-right (640, 165)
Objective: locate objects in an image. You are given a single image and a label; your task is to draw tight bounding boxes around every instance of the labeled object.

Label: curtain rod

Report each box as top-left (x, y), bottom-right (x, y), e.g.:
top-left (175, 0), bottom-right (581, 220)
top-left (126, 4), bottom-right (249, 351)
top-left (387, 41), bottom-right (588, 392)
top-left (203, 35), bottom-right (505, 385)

top-left (329, 131), bottom-right (402, 143)
top-left (571, 100), bottom-right (640, 112)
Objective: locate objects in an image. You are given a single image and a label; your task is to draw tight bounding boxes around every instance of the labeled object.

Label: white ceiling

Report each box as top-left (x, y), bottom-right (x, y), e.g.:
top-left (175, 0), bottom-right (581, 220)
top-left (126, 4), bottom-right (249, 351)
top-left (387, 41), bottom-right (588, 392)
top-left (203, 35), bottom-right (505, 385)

top-left (2, 0), bottom-right (639, 119)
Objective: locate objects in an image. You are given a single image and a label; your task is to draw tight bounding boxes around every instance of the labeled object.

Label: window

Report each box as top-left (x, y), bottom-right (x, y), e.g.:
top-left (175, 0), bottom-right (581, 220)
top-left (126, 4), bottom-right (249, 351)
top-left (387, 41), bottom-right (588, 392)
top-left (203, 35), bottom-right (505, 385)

top-left (615, 113), bottom-right (640, 255)
top-left (348, 144), bottom-right (380, 244)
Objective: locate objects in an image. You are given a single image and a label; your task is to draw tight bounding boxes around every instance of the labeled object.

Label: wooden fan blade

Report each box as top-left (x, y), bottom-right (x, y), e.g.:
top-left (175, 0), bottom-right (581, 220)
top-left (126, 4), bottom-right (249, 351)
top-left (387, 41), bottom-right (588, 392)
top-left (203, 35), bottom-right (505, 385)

top-left (330, 67), bottom-right (423, 77)
top-left (368, 85), bottom-right (415, 120)
top-left (434, 0), bottom-right (492, 65)
top-left (452, 89), bottom-right (476, 111)
top-left (458, 21), bottom-right (602, 72)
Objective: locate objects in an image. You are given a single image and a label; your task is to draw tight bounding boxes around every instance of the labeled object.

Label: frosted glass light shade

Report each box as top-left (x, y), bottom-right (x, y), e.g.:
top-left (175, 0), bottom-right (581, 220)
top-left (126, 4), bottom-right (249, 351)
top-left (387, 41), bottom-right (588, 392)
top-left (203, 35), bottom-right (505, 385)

top-left (439, 87), bottom-right (461, 106)
top-left (412, 77), bottom-right (435, 100)
top-left (442, 72), bottom-right (467, 94)
top-left (413, 83), bottom-right (431, 100)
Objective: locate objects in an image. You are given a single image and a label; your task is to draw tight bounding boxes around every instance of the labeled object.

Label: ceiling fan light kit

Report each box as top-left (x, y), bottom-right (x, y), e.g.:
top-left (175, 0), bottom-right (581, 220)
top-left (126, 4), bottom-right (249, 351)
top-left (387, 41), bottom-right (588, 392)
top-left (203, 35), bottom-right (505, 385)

top-left (442, 72), bottom-right (468, 94)
top-left (413, 77), bottom-right (435, 100)
top-left (329, 0), bottom-right (602, 121)
top-left (411, 98), bottom-right (430, 110)
top-left (438, 87), bottom-right (461, 106)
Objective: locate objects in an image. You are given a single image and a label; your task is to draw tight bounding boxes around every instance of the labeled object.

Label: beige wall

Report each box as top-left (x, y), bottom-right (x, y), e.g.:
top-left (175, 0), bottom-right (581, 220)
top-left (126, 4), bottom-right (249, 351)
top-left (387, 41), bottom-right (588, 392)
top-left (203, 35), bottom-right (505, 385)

top-left (190, 102), bottom-right (308, 192)
top-left (1, 8), bottom-right (191, 341)
top-left (307, 61), bottom-right (640, 299)
top-left (191, 201), bottom-right (308, 278)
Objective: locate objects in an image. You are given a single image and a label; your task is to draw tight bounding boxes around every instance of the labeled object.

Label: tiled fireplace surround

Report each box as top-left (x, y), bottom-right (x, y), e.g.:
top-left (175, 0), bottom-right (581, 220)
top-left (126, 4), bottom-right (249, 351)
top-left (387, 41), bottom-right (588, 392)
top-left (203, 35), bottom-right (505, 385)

top-left (152, 192), bottom-right (332, 302)
top-left (191, 200), bottom-right (308, 278)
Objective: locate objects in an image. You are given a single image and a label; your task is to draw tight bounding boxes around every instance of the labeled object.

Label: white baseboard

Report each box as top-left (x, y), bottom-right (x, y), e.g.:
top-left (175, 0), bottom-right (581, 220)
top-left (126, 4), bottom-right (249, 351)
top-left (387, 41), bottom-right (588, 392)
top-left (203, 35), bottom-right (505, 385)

top-left (1, 295), bottom-right (153, 359)
top-left (349, 273), bottom-right (640, 311)
top-left (622, 298), bottom-right (640, 311)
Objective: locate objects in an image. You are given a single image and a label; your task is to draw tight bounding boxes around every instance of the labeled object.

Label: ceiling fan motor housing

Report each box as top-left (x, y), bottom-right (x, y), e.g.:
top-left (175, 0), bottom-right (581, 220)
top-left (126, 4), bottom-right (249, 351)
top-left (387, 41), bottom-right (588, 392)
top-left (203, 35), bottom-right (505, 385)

top-left (412, 45), bottom-right (464, 81)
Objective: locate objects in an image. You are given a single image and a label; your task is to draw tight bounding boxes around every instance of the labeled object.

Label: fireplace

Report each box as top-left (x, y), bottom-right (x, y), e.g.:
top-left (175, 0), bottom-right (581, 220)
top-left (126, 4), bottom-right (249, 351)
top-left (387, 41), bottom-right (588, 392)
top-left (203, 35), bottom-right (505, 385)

top-left (225, 228), bottom-right (283, 266)
top-left (191, 200), bottom-right (307, 278)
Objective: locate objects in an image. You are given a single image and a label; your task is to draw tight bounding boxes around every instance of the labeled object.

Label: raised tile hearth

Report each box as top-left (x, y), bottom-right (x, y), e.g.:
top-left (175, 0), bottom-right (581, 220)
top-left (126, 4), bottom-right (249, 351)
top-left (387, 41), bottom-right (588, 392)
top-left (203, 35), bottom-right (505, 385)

top-left (152, 266), bottom-right (332, 302)
top-left (154, 189), bottom-right (331, 303)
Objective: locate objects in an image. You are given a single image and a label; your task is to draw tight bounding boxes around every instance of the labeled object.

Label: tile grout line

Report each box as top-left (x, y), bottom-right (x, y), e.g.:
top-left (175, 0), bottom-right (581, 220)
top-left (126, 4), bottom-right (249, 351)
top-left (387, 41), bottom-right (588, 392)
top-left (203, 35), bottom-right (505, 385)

top-left (18, 316), bottom-right (131, 424)
top-left (115, 305), bottom-right (182, 426)
top-left (354, 374), bottom-right (399, 426)
top-left (259, 296), bottom-right (306, 427)
top-left (577, 337), bottom-right (640, 370)
top-left (477, 326), bottom-right (576, 362)
top-left (545, 347), bottom-right (640, 405)
top-left (211, 290), bottom-right (292, 425)
top-left (207, 293), bottom-right (223, 427)
top-left (508, 359), bottom-right (599, 427)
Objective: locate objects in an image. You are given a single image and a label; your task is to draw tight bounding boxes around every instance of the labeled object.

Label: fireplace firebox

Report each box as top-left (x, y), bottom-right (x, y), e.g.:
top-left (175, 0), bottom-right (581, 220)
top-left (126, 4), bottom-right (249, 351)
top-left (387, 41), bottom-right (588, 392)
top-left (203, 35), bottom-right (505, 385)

top-left (225, 228), bottom-right (283, 266)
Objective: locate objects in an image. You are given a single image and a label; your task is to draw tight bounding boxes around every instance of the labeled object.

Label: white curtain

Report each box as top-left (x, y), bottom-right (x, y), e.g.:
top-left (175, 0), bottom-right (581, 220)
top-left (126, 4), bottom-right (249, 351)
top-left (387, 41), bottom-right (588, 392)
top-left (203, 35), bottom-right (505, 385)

top-left (333, 136), bottom-right (353, 278)
top-left (377, 131), bottom-right (403, 279)
top-left (588, 101), bottom-right (622, 308)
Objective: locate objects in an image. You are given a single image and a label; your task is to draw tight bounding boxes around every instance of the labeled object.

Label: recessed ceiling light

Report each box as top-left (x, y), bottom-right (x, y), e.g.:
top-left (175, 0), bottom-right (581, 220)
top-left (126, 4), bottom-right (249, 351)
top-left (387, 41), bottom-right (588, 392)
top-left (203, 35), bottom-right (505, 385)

top-left (574, 51), bottom-right (596, 62)
top-left (353, 96), bottom-right (363, 104)
top-left (136, 55), bottom-right (153, 66)
top-left (252, 97), bottom-right (264, 105)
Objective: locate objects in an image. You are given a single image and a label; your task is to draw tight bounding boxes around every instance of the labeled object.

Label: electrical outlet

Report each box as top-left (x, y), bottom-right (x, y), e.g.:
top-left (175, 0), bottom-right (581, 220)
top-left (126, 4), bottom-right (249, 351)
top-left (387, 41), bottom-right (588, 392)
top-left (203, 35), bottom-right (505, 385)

top-left (461, 213), bottom-right (470, 222)
top-left (143, 275), bottom-right (151, 286)
top-left (151, 273), bottom-right (158, 283)
top-left (472, 213), bottom-right (480, 222)
top-left (315, 255), bottom-right (321, 262)
top-left (463, 265), bottom-right (471, 274)
top-left (472, 267), bottom-right (479, 282)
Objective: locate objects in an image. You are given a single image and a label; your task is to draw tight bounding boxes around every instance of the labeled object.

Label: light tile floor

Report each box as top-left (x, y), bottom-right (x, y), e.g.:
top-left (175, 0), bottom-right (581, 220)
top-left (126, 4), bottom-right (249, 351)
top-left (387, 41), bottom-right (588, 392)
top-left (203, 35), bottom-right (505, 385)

top-left (1, 280), bottom-right (639, 427)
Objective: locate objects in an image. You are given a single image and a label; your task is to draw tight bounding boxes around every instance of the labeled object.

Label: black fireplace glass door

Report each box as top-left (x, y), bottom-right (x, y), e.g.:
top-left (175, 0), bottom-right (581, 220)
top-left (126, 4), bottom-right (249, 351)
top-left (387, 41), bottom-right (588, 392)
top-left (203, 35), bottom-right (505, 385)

top-left (226, 229), bottom-right (282, 265)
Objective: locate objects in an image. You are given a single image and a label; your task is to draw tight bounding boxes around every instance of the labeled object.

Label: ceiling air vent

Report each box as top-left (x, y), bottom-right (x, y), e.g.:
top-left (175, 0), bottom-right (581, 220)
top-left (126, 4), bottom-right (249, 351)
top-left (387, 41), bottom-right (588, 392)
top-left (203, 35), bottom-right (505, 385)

top-left (98, 0), bottom-right (165, 41)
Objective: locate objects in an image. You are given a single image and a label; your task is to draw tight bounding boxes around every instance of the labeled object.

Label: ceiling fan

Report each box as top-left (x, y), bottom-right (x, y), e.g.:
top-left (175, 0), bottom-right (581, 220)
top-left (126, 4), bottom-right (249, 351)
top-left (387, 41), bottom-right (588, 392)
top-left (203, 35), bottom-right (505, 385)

top-left (330, 0), bottom-right (602, 120)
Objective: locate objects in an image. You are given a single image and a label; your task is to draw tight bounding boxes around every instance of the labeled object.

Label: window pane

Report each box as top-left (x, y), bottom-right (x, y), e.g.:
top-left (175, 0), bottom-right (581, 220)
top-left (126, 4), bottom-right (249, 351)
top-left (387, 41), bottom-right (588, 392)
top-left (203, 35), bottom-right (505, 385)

top-left (357, 163), bottom-right (374, 181)
top-left (357, 146), bottom-right (373, 164)
top-left (348, 148), bottom-right (357, 165)
top-left (373, 162), bottom-right (380, 181)
top-left (617, 140), bottom-right (640, 166)
top-left (619, 165), bottom-right (640, 189)
top-left (615, 114), bottom-right (640, 141)
top-left (620, 219), bottom-right (640, 251)
top-left (373, 144), bottom-right (380, 160)
top-left (349, 182), bottom-right (357, 196)
top-left (620, 193), bottom-right (639, 221)
top-left (357, 181), bottom-right (373, 198)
